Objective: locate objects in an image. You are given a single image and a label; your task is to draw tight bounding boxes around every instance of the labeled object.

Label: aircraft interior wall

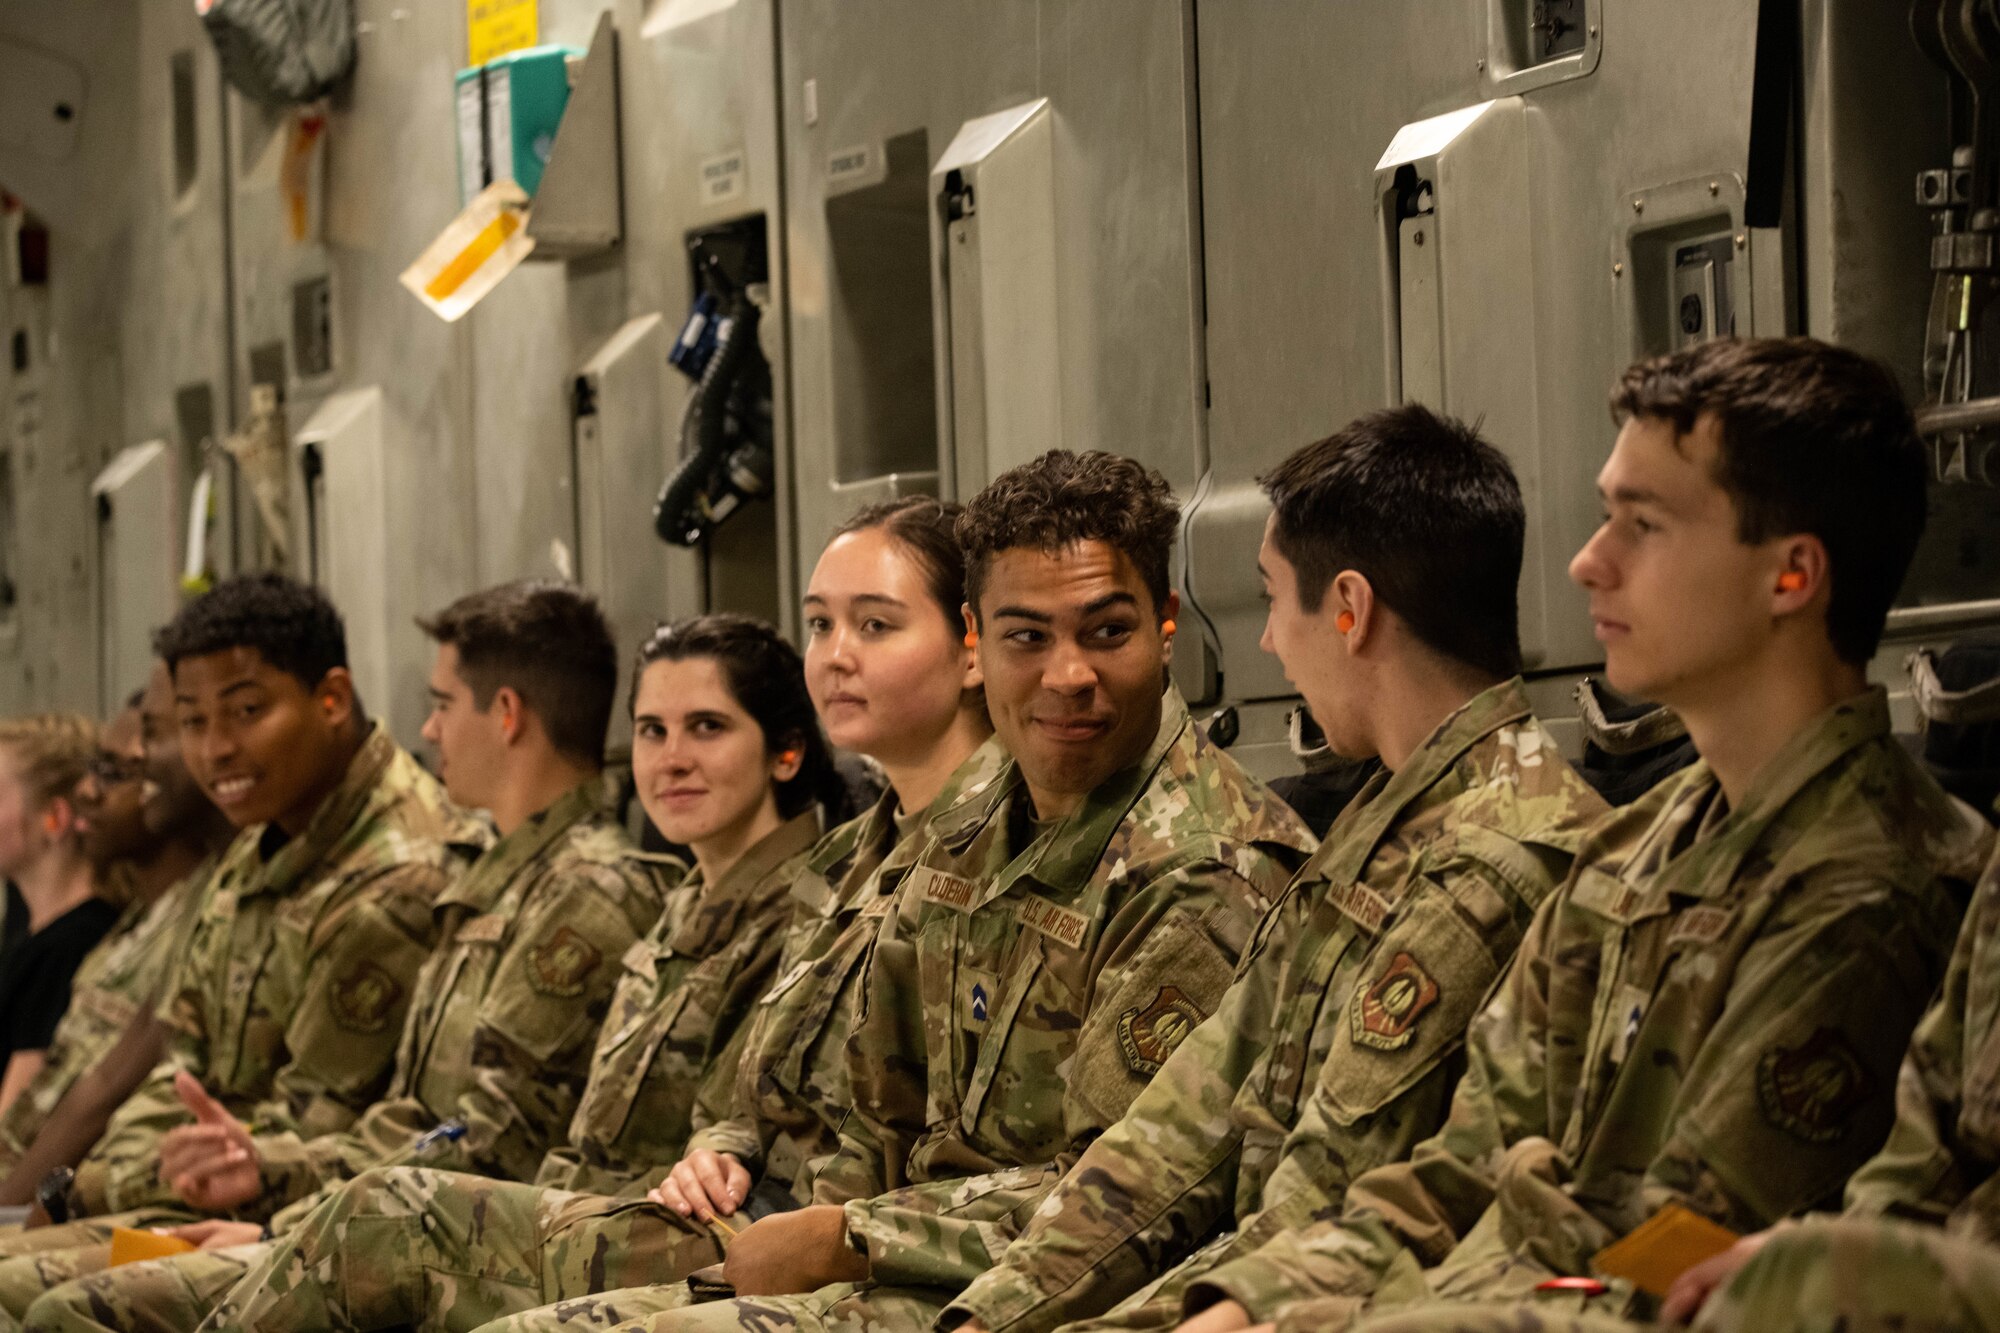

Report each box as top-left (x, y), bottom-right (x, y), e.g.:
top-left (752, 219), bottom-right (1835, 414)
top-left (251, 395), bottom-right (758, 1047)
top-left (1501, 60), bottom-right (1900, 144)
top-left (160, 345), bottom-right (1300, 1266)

top-left (0, 0), bottom-right (1994, 776)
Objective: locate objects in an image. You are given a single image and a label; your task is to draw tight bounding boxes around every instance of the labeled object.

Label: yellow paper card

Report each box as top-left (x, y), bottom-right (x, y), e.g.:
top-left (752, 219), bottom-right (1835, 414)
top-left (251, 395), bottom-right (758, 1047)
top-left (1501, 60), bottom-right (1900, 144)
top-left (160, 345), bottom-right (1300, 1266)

top-left (1591, 1203), bottom-right (1740, 1297)
top-left (468, 0), bottom-right (539, 66)
top-left (108, 1227), bottom-right (198, 1267)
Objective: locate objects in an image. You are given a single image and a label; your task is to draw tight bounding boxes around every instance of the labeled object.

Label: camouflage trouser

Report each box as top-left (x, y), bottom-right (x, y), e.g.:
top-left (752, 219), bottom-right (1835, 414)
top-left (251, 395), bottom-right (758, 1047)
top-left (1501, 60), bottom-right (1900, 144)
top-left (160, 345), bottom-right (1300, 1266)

top-left (1338, 1305), bottom-right (1646, 1333)
top-left (23, 1244), bottom-right (268, 1333)
top-left (1262, 1259), bottom-right (1641, 1333)
top-left (1039, 1231), bottom-right (1241, 1332)
top-left (1328, 1218), bottom-right (2000, 1333)
top-left (195, 1166), bottom-right (724, 1333)
top-left (1688, 1215), bottom-right (2000, 1333)
top-left (471, 1281), bottom-right (955, 1333)
top-left (0, 1210), bottom-right (195, 1328)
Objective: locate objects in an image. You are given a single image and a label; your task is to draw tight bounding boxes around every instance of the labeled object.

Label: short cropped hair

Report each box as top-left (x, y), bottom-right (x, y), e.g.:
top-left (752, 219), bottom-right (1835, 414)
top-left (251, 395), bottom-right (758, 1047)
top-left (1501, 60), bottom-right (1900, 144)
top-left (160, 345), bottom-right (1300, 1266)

top-left (417, 581), bottom-right (618, 765)
top-left (153, 572), bottom-right (348, 690)
top-left (1612, 337), bottom-right (1927, 665)
top-left (1261, 404), bottom-right (1525, 679)
top-left (0, 713), bottom-right (98, 807)
top-left (957, 451), bottom-right (1180, 620)
top-left (832, 497), bottom-right (968, 631)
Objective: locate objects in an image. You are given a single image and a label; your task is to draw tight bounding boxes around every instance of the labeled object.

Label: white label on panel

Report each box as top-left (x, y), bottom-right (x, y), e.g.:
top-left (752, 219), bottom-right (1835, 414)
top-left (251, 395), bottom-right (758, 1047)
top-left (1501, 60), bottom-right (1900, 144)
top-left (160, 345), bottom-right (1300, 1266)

top-left (700, 150), bottom-right (747, 205)
top-left (826, 144), bottom-right (871, 184)
top-left (456, 78), bottom-right (486, 206)
top-left (486, 66), bottom-right (515, 185)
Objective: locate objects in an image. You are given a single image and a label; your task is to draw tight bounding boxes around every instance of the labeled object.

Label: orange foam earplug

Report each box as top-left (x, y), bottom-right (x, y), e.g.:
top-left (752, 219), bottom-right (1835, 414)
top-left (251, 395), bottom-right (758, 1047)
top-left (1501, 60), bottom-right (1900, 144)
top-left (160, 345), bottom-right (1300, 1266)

top-left (1161, 619), bottom-right (1177, 637)
top-left (1336, 611), bottom-right (1356, 634)
top-left (1777, 570), bottom-right (1806, 593)
top-left (964, 631), bottom-right (979, 649)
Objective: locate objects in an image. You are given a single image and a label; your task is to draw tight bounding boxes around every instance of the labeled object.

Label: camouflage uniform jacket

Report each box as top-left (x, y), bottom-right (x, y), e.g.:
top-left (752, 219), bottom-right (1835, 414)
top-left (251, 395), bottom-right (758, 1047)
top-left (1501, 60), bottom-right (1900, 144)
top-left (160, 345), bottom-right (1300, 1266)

top-left (72, 726), bottom-right (488, 1216)
top-left (1842, 837), bottom-right (2000, 1240)
top-left (529, 809), bottom-right (820, 1198)
top-left (680, 790), bottom-right (934, 1201)
top-left (1182, 688), bottom-right (1992, 1325)
top-left (950, 679), bottom-right (1607, 1332)
top-left (821, 689), bottom-right (1316, 1294)
top-left (248, 778), bottom-right (675, 1219)
top-left (0, 856), bottom-right (216, 1172)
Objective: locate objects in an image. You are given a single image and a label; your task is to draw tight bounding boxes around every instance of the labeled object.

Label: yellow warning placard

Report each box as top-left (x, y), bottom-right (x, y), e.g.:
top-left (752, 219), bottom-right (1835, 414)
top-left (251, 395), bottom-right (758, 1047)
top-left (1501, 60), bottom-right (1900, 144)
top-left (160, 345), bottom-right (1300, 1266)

top-left (468, 0), bottom-right (538, 66)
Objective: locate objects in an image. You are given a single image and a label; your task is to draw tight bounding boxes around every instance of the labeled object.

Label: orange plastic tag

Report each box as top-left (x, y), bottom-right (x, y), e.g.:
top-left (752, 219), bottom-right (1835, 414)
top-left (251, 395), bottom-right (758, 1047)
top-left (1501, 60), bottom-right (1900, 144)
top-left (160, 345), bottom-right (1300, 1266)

top-left (1591, 1203), bottom-right (1739, 1297)
top-left (108, 1227), bottom-right (198, 1267)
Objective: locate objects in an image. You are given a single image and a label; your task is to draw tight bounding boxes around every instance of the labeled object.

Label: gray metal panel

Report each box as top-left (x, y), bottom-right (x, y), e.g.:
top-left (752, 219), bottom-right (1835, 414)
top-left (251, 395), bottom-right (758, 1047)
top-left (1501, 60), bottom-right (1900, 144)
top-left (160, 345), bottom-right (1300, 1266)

top-left (91, 441), bottom-right (179, 711)
top-left (293, 387), bottom-right (412, 736)
top-left (616, 0), bottom-right (789, 630)
top-left (573, 312), bottom-right (704, 742)
top-left (932, 99), bottom-right (1061, 495)
top-left (782, 0), bottom-right (1205, 584)
top-left (1188, 0), bottom-right (1780, 704)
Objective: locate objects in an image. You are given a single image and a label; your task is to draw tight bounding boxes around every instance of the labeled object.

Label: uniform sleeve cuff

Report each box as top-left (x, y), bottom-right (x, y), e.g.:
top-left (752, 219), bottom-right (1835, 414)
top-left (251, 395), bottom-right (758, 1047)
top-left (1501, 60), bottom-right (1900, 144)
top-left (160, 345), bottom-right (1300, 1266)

top-left (248, 1131), bottom-right (321, 1210)
top-left (1182, 1264), bottom-right (1276, 1325)
top-left (680, 1125), bottom-right (764, 1175)
top-left (941, 1270), bottom-right (1055, 1332)
top-left (71, 1160), bottom-right (109, 1216)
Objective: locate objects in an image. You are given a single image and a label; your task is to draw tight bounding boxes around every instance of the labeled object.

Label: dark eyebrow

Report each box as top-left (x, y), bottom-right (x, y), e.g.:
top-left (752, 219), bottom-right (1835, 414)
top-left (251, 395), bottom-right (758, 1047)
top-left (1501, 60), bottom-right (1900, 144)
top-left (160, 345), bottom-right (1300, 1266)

top-left (217, 681), bottom-right (265, 699)
top-left (1081, 592), bottom-right (1139, 617)
top-left (850, 594), bottom-right (909, 610)
top-left (1600, 483), bottom-right (1671, 509)
top-left (991, 605), bottom-right (1052, 624)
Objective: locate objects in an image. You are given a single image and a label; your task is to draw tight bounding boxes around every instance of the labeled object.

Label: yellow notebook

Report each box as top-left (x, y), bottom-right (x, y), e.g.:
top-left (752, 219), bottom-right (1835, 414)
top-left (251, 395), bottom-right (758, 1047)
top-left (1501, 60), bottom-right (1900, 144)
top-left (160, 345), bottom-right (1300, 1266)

top-left (1591, 1204), bottom-right (1740, 1297)
top-left (108, 1227), bottom-right (198, 1267)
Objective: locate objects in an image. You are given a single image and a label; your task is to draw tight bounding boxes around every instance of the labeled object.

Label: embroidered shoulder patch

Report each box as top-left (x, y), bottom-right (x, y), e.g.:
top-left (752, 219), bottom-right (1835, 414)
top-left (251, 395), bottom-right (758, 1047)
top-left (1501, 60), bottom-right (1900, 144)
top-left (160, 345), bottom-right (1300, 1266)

top-left (1117, 986), bottom-right (1207, 1075)
top-left (1757, 1028), bottom-right (1869, 1144)
top-left (528, 926), bottom-right (603, 998)
top-left (330, 962), bottom-right (405, 1033)
top-left (1351, 951), bottom-right (1441, 1052)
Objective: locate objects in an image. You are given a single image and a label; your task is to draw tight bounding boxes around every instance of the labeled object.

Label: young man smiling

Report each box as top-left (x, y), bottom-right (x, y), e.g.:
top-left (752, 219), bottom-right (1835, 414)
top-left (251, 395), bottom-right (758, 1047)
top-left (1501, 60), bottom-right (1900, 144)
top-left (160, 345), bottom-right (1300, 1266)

top-left (610, 449), bottom-right (1315, 1333)
top-left (1163, 337), bottom-right (1993, 1333)
top-left (943, 405), bottom-right (1607, 1333)
top-left (0, 573), bottom-right (484, 1303)
top-left (10, 580), bottom-right (671, 1333)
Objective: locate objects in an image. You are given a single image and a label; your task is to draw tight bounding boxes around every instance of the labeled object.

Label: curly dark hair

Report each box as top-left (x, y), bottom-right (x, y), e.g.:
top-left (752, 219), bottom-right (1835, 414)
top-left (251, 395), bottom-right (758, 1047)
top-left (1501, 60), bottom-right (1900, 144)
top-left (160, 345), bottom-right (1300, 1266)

top-left (417, 581), bottom-right (619, 764)
top-left (830, 496), bottom-right (968, 630)
top-left (153, 572), bottom-right (348, 690)
top-left (957, 451), bottom-right (1180, 622)
top-left (1612, 337), bottom-right (1926, 666)
top-left (633, 613), bottom-right (851, 824)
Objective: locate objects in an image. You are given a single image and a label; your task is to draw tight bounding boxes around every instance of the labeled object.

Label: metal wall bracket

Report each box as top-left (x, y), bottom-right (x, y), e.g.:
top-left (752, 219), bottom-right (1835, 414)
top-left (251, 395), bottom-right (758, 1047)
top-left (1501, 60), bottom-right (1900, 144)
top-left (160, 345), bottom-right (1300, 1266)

top-left (527, 12), bottom-right (623, 260)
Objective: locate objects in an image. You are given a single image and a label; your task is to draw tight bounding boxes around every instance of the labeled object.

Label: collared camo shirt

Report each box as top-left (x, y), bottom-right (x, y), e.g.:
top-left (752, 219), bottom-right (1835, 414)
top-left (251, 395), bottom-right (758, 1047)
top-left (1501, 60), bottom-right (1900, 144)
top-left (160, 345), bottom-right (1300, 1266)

top-left (74, 726), bottom-right (487, 1216)
top-left (1188, 690), bottom-right (1992, 1331)
top-left (951, 679), bottom-right (1605, 1332)
top-left (820, 689), bottom-right (1316, 1294)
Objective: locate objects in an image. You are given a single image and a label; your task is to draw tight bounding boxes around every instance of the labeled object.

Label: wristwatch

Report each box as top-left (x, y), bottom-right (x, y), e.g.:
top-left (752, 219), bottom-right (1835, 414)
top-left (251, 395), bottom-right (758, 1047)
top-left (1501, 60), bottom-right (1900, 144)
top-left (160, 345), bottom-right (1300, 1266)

top-left (35, 1165), bottom-right (77, 1225)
